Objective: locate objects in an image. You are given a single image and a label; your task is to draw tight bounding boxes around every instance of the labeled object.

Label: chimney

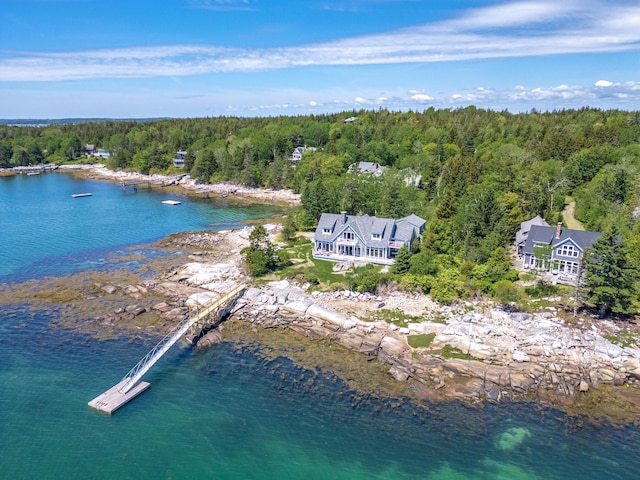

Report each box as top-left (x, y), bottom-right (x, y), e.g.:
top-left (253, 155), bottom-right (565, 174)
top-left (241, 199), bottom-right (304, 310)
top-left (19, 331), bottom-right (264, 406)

top-left (555, 222), bottom-right (562, 239)
top-left (341, 211), bottom-right (347, 224)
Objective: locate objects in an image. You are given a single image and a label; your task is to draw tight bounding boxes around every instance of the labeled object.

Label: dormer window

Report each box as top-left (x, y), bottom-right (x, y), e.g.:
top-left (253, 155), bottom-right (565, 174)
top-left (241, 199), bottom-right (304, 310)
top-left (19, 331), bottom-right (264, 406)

top-left (322, 228), bottom-right (331, 234)
top-left (372, 233), bottom-right (381, 240)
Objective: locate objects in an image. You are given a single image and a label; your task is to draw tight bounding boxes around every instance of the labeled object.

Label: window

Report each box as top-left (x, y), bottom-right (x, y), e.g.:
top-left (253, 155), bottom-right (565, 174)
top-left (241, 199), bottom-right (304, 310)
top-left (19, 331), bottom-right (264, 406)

top-left (372, 233), bottom-right (381, 240)
top-left (558, 244), bottom-right (579, 257)
top-left (366, 247), bottom-right (385, 258)
top-left (343, 232), bottom-right (354, 240)
top-left (322, 228), bottom-right (331, 234)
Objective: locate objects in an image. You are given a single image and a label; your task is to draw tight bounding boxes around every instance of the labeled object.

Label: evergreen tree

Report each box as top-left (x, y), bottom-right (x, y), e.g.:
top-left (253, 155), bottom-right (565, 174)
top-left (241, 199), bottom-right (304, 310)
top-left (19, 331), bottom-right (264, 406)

top-left (391, 246), bottom-right (412, 275)
top-left (584, 225), bottom-right (637, 317)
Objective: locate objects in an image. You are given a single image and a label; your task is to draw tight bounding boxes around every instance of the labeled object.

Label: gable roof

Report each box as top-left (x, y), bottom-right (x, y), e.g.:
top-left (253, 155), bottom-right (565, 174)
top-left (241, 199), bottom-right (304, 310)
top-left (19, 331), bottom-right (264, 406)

top-left (352, 162), bottom-right (385, 175)
top-left (523, 224), bottom-right (601, 255)
top-left (314, 212), bottom-right (424, 246)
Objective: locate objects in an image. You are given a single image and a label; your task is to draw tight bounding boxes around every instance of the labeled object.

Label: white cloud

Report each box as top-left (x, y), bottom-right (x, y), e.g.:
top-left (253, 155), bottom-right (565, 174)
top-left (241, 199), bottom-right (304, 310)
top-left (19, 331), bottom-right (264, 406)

top-left (595, 80), bottom-right (613, 87)
top-left (1, 1), bottom-right (640, 82)
top-left (4, 79), bottom-right (640, 118)
top-left (445, 1), bottom-right (581, 30)
top-left (411, 93), bottom-right (433, 101)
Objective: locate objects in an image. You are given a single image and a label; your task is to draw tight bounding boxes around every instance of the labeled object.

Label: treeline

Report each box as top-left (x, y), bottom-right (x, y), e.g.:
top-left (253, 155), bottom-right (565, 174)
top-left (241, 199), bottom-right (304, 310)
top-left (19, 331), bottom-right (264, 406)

top-left (2, 107), bottom-right (640, 306)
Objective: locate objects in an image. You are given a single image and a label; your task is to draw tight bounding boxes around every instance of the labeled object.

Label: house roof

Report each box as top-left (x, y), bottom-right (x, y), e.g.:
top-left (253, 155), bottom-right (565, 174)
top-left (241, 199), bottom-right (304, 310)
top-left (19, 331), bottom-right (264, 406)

top-left (314, 212), bottom-right (425, 247)
top-left (349, 162), bottom-right (386, 176)
top-left (523, 224), bottom-right (601, 255)
top-left (515, 215), bottom-right (549, 245)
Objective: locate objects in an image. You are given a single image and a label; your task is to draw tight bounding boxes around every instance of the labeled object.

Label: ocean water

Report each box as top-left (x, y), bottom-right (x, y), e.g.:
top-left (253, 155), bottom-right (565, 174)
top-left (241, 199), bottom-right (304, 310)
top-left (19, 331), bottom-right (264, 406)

top-left (1, 172), bottom-right (639, 479)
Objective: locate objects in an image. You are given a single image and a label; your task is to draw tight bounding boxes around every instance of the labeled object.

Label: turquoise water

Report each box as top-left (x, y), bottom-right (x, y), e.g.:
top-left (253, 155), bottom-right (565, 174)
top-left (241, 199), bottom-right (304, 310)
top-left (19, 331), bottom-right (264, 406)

top-left (1, 172), bottom-right (639, 479)
top-left (0, 172), bottom-right (273, 281)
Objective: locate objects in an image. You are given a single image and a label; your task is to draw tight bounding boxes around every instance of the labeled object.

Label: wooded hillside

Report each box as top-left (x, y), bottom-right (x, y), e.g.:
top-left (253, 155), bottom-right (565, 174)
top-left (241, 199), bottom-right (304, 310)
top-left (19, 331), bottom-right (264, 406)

top-left (3, 107), bottom-right (639, 308)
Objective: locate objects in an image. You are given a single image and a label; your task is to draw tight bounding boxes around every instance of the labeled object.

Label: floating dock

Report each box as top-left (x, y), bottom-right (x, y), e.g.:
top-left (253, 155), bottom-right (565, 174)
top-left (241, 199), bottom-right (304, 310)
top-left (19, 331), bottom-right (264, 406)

top-left (72, 193), bottom-right (92, 198)
top-left (161, 199), bottom-right (181, 205)
top-left (88, 284), bottom-right (247, 414)
top-left (88, 379), bottom-right (150, 414)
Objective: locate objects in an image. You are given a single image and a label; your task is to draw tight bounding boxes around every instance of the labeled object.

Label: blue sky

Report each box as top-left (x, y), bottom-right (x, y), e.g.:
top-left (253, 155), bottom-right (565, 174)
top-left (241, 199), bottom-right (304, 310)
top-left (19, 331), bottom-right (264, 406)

top-left (1, 0), bottom-right (639, 118)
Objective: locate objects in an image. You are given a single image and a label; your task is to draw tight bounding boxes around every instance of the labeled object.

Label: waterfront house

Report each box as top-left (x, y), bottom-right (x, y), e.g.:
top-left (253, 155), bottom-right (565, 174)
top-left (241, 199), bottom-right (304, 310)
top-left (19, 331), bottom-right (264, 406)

top-left (313, 212), bottom-right (426, 265)
top-left (289, 146), bottom-right (316, 165)
top-left (94, 148), bottom-right (110, 159)
top-left (173, 150), bottom-right (187, 168)
top-left (84, 144), bottom-right (95, 156)
top-left (521, 222), bottom-right (601, 285)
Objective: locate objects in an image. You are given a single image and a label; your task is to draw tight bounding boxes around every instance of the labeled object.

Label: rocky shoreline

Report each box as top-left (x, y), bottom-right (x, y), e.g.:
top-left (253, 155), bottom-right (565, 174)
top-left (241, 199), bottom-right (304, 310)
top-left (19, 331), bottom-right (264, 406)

top-left (95, 227), bottom-right (640, 423)
top-left (5, 165), bottom-right (639, 422)
top-left (62, 163), bottom-right (302, 205)
top-left (231, 282), bottom-right (640, 404)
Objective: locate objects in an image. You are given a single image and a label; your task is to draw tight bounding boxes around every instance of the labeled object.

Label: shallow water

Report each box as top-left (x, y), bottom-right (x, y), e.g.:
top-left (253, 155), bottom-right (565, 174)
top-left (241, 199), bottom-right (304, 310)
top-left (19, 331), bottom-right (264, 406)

top-left (1, 172), bottom-right (639, 479)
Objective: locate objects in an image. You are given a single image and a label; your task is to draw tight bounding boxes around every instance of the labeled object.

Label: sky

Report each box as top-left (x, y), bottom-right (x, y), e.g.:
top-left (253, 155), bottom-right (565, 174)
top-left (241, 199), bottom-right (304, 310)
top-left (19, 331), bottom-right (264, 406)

top-left (1, 0), bottom-right (639, 119)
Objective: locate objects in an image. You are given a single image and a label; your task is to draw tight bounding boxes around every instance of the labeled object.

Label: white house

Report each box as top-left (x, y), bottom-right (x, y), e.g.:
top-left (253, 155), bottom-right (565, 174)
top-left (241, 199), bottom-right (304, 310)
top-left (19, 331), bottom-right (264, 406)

top-left (173, 150), bottom-right (187, 168)
top-left (289, 146), bottom-right (316, 165)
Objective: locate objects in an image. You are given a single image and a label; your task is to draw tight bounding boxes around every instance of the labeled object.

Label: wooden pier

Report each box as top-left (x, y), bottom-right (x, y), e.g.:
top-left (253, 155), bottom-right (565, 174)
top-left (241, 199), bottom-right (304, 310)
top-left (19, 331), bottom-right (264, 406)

top-left (88, 283), bottom-right (247, 414)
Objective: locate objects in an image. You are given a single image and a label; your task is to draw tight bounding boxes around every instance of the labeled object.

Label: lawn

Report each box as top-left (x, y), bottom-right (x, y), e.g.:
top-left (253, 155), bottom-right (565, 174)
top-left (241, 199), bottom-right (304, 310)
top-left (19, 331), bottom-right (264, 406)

top-left (275, 239), bottom-right (345, 287)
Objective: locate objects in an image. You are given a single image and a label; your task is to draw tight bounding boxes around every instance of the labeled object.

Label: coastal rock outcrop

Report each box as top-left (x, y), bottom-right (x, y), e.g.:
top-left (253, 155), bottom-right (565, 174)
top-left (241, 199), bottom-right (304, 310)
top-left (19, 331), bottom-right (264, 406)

top-left (229, 280), bottom-right (640, 403)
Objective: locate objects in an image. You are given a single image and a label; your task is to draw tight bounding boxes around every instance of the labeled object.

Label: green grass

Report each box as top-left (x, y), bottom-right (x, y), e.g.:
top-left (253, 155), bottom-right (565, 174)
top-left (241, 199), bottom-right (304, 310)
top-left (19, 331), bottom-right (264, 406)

top-left (438, 344), bottom-right (478, 360)
top-left (407, 333), bottom-right (436, 348)
top-left (367, 308), bottom-right (424, 328)
top-left (605, 333), bottom-right (639, 348)
top-left (275, 241), bottom-right (344, 286)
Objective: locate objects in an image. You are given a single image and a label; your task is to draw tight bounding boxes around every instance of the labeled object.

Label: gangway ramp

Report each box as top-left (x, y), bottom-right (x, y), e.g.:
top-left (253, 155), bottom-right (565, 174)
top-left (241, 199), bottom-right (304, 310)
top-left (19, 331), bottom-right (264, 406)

top-left (88, 284), bottom-right (246, 414)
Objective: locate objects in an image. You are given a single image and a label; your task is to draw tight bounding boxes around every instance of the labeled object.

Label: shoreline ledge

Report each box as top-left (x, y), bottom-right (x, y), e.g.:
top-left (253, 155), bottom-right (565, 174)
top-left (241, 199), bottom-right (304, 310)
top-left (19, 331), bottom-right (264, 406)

top-left (60, 163), bottom-right (302, 206)
top-left (226, 280), bottom-right (640, 418)
top-left (143, 229), bottom-right (640, 423)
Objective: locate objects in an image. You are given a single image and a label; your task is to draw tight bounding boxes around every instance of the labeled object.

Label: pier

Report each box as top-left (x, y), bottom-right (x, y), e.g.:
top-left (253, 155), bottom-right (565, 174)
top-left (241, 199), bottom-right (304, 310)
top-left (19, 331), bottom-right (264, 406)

top-left (120, 174), bottom-right (186, 192)
top-left (88, 283), bottom-right (247, 414)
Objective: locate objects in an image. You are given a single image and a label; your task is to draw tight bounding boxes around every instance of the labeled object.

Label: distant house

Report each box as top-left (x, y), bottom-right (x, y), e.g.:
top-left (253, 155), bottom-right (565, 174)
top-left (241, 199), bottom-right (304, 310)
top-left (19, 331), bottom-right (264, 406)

top-left (173, 150), bottom-right (187, 168)
top-left (93, 148), bottom-right (110, 159)
top-left (84, 144), bottom-right (95, 156)
top-left (350, 161), bottom-right (386, 177)
top-left (520, 222), bottom-right (601, 285)
top-left (344, 116), bottom-right (357, 124)
top-left (399, 168), bottom-right (421, 187)
top-left (515, 215), bottom-right (549, 257)
top-left (289, 146), bottom-right (316, 165)
top-left (313, 212), bottom-right (426, 265)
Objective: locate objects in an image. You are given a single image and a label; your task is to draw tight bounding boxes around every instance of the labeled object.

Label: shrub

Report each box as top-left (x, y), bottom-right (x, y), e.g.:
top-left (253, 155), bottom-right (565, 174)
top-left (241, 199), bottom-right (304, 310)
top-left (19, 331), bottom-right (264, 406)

top-left (398, 273), bottom-right (433, 294)
top-left (524, 282), bottom-right (559, 298)
top-left (492, 280), bottom-right (523, 305)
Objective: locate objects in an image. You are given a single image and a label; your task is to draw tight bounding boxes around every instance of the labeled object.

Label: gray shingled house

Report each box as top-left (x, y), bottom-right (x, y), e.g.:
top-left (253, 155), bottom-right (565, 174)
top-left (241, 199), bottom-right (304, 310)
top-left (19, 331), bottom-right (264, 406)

top-left (313, 212), bottom-right (426, 265)
top-left (521, 222), bottom-right (601, 285)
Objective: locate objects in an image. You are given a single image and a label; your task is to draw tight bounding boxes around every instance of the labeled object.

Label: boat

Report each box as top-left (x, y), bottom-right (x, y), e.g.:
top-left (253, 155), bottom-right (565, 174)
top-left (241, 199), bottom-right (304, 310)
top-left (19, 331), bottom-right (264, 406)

top-left (161, 200), bottom-right (181, 205)
top-left (72, 193), bottom-right (92, 198)
top-left (27, 172), bottom-right (40, 176)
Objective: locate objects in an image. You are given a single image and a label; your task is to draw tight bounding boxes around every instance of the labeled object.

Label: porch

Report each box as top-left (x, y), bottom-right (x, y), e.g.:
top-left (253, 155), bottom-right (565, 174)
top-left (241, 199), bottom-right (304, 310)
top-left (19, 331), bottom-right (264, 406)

top-left (312, 249), bottom-right (395, 266)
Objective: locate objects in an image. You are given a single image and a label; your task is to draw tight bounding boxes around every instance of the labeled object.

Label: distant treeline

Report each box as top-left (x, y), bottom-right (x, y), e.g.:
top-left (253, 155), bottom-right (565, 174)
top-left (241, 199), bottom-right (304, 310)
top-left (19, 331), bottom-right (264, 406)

top-left (2, 107), bottom-right (640, 305)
